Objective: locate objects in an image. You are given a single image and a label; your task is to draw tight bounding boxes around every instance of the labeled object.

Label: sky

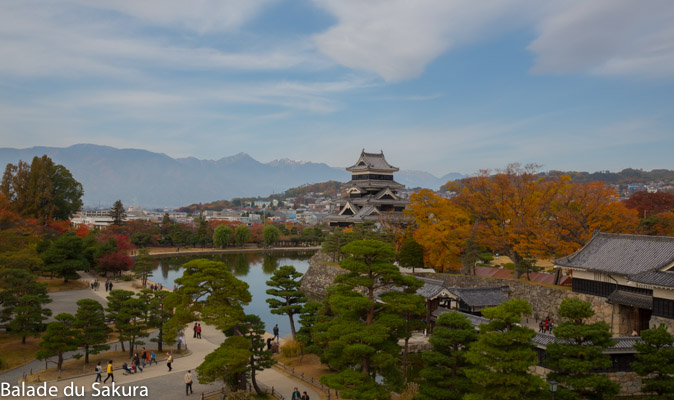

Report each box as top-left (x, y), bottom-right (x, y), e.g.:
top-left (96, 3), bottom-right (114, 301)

top-left (1, 0), bottom-right (673, 177)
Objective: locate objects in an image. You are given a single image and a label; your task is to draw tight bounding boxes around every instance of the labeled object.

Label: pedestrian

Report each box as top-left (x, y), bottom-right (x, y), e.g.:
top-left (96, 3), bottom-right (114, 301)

top-left (266, 337), bottom-right (273, 350)
top-left (145, 349), bottom-right (150, 366)
top-left (150, 350), bottom-right (157, 365)
top-left (141, 348), bottom-right (147, 368)
top-left (301, 391), bottom-right (310, 400)
top-left (193, 323), bottom-right (197, 338)
top-left (109, 282), bottom-right (113, 291)
top-left (185, 370), bottom-right (194, 396)
top-left (133, 353), bottom-right (143, 372)
top-left (196, 324), bottom-right (202, 339)
top-left (167, 351), bottom-right (173, 372)
top-left (273, 324), bottom-right (279, 343)
top-left (173, 284), bottom-right (178, 291)
top-left (291, 387), bottom-right (301, 400)
top-left (539, 320), bottom-right (544, 333)
top-left (94, 361), bottom-right (102, 383)
top-left (104, 360), bottom-right (114, 383)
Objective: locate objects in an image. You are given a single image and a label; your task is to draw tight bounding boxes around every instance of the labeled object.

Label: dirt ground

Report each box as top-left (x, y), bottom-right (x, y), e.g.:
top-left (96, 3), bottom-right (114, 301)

top-left (0, 333), bottom-right (42, 370)
top-left (38, 278), bottom-right (89, 292)
top-left (274, 353), bottom-right (332, 385)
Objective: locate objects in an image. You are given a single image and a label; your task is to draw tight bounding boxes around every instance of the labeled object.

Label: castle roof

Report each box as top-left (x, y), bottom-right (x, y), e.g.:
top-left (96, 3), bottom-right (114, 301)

top-left (346, 150), bottom-right (399, 173)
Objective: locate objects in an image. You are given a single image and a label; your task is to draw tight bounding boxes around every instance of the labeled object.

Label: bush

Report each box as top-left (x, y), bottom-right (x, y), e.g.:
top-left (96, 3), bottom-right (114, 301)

top-left (121, 275), bottom-right (133, 281)
top-left (503, 263), bottom-right (515, 270)
top-left (280, 339), bottom-right (302, 358)
top-left (226, 391), bottom-right (253, 400)
top-left (478, 252), bottom-right (494, 263)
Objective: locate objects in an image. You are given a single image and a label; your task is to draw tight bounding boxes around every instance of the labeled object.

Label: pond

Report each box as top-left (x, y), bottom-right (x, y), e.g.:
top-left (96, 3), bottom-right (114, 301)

top-left (149, 250), bottom-right (317, 339)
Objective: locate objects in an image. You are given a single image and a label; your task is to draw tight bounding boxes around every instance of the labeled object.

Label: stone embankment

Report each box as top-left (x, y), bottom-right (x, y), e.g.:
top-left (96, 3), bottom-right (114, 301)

top-left (300, 251), bottom-right (345, 298)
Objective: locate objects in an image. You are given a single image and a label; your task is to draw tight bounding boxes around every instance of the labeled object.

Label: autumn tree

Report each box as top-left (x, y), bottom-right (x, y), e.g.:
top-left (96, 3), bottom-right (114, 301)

top-left (632, 324), bottom-right (674, 399)
top-left (0, 268), bottom-right (52, 344)
top-left (546, 298), bottom-right (619, 399)
top-left (265, 265), bottom-right (306, 340)
top-left (109, 200), bottom-right (126, 226)
top-left (464, 299), bottom-right (545, 400)
top-left (1, 155), bottom-right (83, 223)
top-left (417, 311), bottom-right (478, 400)
top-left (641, 212), bottom-right (674, 236)
top-left (406, 189), bottom-right (471, 271)
top-left (623, 190), bottom-right (674, 218)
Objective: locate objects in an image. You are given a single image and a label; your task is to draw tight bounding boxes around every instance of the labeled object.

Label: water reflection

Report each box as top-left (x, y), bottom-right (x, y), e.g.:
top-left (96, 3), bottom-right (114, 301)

top-left (149, 250), bottom-right (316, 335)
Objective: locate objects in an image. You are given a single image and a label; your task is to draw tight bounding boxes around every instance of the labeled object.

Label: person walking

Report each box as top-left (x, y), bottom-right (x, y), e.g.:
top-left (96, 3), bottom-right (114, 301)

top-left (94, 361), bottom-right (102, 383)
top-left (301, 391), bottom-right (310, 400)
top-left (273, 324), bottom-right (280, 343)
top-left (193, 323), bottom-right (197, 338)
top-left (104, 360), bottom-right (114, 383)
top-left (133, 353), bottom-right (143, 372)
top-left (167, 351), bottom-right (173, 372)
top-left (150, 350), bottom-right (157, 365)
top-left (291, 387), bottom-right (301, 400)
top-left (185, 370), bottom-right (194, 396)
top-left (141, 348), bottom-right (147, 368)
top-left (196, 324), bottom-right (202, 339)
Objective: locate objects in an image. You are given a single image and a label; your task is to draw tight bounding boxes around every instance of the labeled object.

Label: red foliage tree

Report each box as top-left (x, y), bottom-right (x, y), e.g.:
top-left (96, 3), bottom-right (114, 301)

top-left (97, 252), bottom-right (134, 276)
top-left (623, 191), bottom-right (674, 218)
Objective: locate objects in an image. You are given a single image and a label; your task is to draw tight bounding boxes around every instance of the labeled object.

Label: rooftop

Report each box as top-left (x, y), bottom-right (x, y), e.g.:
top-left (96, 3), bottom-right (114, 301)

top-left (346, 150), bottom-right (399, 173)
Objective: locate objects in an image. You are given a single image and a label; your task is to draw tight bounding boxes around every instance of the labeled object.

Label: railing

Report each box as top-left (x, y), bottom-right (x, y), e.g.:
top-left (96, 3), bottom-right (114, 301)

top-left (199, 383), bottom-right (284, 400)
top-left (274, 361), bottom-right (338, 400)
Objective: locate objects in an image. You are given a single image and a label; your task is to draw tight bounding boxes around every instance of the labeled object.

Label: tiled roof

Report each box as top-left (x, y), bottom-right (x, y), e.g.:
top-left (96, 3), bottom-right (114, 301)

top-left (346, 150), bottom-right (399, 172)
top-left (629, 271), bottom-right (674, 287)
top-left (607, 290), bottom-right (653, 310)
top-left (554, 232), bottom-right (674, 275)
top-left (448, 287), bottom-right (509, 308)
top-left (416, 277), bottom-right (448, 299)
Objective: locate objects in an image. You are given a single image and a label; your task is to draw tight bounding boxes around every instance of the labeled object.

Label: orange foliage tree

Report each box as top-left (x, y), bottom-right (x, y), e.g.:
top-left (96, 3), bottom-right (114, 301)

top-left (405, 189), bottom-right (471, 271)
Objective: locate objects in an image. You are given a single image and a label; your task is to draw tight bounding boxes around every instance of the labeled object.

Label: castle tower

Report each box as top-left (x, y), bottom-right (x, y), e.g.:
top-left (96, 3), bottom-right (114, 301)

top-left (325, 150), bottom-right (408, 227)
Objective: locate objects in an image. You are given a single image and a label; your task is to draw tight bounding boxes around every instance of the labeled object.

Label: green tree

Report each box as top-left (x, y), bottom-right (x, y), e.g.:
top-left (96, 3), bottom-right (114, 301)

top-left (197, 335), bottom-right (251, 391)
top-left (73, 299), bottom-right (110, 364)
top-left (140, 289), bottom-right (172, 352)
top-left (262, 225), bottom-right (280, 248)
top-left (234, 225), bottom-right (250, 247)
top-left (417, 311), bottom-right (478, 400)
top-left (133, 248), bottom-right (155, 287)
top-left (464, 298), bottom-right (545, 400)
top-left (213, 225), bottom-right (233, 249)
top-left (398, 237), bottom-right (424, 273)
top-left (37, 313), bottom-right (79, 372)
top-left (109, 200), bottom-right (126, 226)
top-left (317, 239), bottom-right (412, 399)
top-left (546, 298), bottom-right (619, 400)
top-left (0, 268), bottom-right (52, 344)
top-left (296, 301), bottom-right (322, 352)
top-left (164, 259), bottom-right (251, 340)
top-left (631, 325), bottom-right (674, 399)
top-left (265, 265), bottom-right (306, 340)
top-left (41, 232), bottom-right (87, 282)
top-left (105, 289), bottom-right (134, 352)
top-left (241, 314), bottom-right (276, 395)
top-left (115, 295), bottom-right (149, 357)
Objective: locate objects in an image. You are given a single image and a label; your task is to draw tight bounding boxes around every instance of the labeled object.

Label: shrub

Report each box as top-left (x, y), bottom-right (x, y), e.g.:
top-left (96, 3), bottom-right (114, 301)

top-left (503, 263), bottom-right (515, 270)
top-left (478, 252), bottom-right (494, 262)
top-left (226, 391), bottom-right (253, 400)
top-left (121, 275), bottom-right (133, 281)
top-left (280, 339), bottom-right (302, 358)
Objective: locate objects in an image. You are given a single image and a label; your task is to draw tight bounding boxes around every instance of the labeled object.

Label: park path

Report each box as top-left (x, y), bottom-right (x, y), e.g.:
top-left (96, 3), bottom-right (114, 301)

top-left (2, 276), bottom-right (322, 400)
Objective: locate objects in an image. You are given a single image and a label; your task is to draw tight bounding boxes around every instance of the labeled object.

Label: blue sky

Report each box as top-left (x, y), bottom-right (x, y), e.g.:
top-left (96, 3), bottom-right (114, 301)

top-left (1, 0), bottom-right (673, 176)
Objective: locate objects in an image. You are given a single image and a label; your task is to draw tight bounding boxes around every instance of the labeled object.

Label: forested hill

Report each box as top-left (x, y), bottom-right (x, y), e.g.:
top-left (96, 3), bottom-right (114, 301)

top-left (546, 168), bottom-right (674, 184)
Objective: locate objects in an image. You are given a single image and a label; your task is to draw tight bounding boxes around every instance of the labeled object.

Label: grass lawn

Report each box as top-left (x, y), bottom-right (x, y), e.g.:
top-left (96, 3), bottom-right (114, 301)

top-left (0, 333), bottom-right (42, 370)
top-left (38, 278), bottom-right (89, 292)
top-left (26, 348), bottom-right (189, 382)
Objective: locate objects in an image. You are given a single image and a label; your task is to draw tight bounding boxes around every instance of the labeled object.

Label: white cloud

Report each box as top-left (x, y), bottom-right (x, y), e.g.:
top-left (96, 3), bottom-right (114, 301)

top-left (528, 0), bottom-right (674, 77)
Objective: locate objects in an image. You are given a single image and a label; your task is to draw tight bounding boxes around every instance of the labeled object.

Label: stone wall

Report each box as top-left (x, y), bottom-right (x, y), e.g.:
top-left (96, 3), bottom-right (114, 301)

top-left (300, 251), bottom-right (346, 298)
top-left (531, 366), bottom-right (643, 397)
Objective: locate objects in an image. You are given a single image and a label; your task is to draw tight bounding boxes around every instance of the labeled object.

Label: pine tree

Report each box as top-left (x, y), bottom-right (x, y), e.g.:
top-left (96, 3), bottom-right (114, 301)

top-left (417, 311), bottom-right (478, 400)
top-left (398, 237), bottom-right (424, 273)
top-left (73, 299), bottom-right (110, 363)
top-left (37, 313), bottom-right (79, 372)
top-left (0, 268), bottom-right (52, 344)
top-left (546, 298), bottom-right (620, 400)
top-left (140, 289), bottom-right (172, 352)
top-left (115, 295), bottom-right (149, 357)
top-left (265, 265), bottom-right (306, 339)
top-left (133, 248), bottom-right (155, 287)
top-left (109, 200), bottom-right (126, 226)
top-left (464, 298), bottom-right (545, 400)
top-left (241, 314), bottom-right (276, 395)
top-left (296, 301), bottom-right (322, 352)
top-left (105, 289), bottom-right (134, 352)
top-left (632, 324), bottom-right (674, 399)
top-left (197, 335), bottom-right (251, 392)
top-left (41, 232), bottom-right (87, 282)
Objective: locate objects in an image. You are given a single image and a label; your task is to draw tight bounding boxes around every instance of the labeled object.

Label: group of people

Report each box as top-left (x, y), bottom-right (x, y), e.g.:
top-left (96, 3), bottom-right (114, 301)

top-left (538, 316), bottom-right (554, 333)
top-left (291, 387), bottom-right (310, 400)
top-left (192, 323), bottom-right (202, 339)
top-left (93, 349), bottom-right (163, 383)
top-left (89, 279), bottom-right (100, 291)
top-left (104, 279), bottom-right (114, 292)
top-left (148, 282), bottom-right (163, 291)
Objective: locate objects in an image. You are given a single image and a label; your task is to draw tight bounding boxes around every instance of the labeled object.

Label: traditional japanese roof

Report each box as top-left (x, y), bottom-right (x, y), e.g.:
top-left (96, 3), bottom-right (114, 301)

top-left (629, 271), bottom-right (674, 287)
top-left (607, 290), bottom-right (653, 310)
top-left (448, 287), bottom-right (509, 308)
top-left (416, 277), bottom-right (449, 299)
top-left (375, 187), bottom-right (399, 201)
top-left (343, 179), bottom-right (405, 190)
top-left (346, 150), bottom-right (399, 173)
top-left (554, 232), bottom-right (674, 276)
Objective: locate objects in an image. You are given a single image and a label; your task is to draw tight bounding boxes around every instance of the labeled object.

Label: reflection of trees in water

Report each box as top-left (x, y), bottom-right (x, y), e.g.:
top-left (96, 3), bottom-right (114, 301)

top-left (262, 254), bottom-right (280, 274)
top-left (232, 253), bottom-right (250, 276)
top-left (160, 263), bottom-right (171, 279)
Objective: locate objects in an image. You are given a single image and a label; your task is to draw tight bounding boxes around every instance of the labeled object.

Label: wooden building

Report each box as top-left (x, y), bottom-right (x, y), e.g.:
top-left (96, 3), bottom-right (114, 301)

top-left (555, 232), bottom-right (674, 335)
top-left (325, 150), bottom-right (408, 227)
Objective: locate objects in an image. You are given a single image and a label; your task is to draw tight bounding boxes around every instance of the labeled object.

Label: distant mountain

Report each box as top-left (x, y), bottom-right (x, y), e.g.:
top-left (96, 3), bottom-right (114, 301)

top-left (396, 170), bottom-right (466, 189)
top-left (0, 144), bottom-right (462, 208)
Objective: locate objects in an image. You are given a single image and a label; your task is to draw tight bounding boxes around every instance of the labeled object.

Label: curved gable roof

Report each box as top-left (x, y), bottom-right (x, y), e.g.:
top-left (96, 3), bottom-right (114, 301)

top-left (346, 150), bottom-right (399, 172)
top-left (554, 232), bottom-right (674, 275)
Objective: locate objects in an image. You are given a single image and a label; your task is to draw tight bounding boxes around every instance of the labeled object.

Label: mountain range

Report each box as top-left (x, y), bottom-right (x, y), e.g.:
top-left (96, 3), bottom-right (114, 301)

top-left (0, 144), bottom-right (463, 208)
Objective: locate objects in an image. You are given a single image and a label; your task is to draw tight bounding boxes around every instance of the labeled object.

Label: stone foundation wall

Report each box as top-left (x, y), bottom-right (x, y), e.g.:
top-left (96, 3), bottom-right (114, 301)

top-left (300, 251), bottom-right (346, 298)
top-left (531, 366), bottom-right (643, 397)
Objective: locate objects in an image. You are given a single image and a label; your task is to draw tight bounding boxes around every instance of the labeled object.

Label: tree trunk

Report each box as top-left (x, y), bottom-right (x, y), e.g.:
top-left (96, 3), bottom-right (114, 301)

top-left (402, 337), bottom-right (409, 383)
top-left (22, 335), bottom-right (26, 345)
top-left (158, 327), bottom-right (164, 352)
top-left (85, 344), bottom-right (90, 364)
top-left (128, 341), bottom-right (135, 358)
top-left (251, 357), bottom-right (263, 395)
top-left (288, 314), bottom-right (297, 340)
top-left (120, 340), bottom-right (126, 352)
